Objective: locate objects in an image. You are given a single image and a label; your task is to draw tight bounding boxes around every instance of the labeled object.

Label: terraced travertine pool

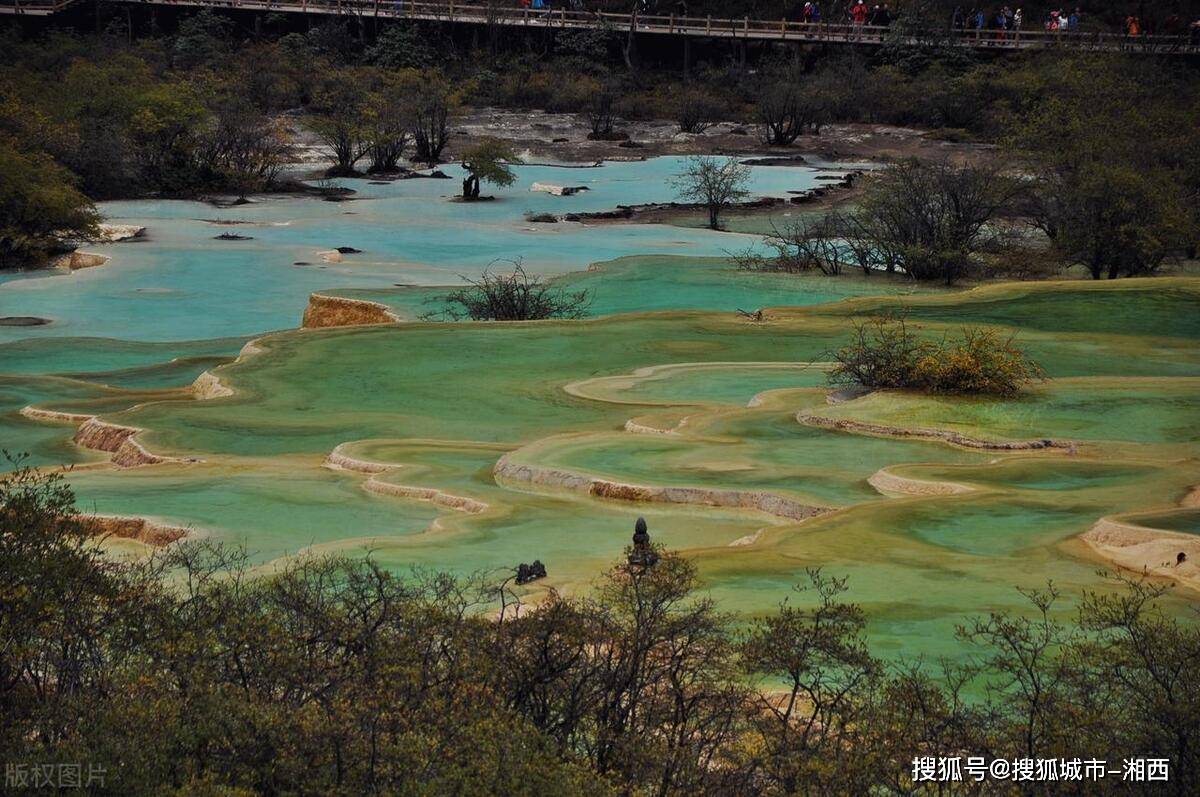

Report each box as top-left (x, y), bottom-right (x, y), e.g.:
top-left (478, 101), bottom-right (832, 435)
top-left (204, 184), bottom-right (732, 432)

top-left (3, 156), bottom-right (1198, 661)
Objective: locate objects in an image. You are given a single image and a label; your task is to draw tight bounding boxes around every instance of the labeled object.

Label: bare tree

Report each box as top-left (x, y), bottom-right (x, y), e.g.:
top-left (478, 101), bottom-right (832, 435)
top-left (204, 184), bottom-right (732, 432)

top-left (764, 215), bottom-right (845, 274)
top-left (671, 156), bottom-right (752, 230)
top-left (363, 75), bottom-right (413, 175)
top-left (197, 97), bottom-right (293, 197)
top-left (740, 570), bottom-right (882, 796)
top-left (585, 81), bottom-right (620, 140)
top-left (673, 87), bottom-right (724, 135)
top-left (310, 72), bottom-right (370, 176)
top-left (755, 69), bottom-right (832, 146)
top-left (757, 81), bottom-right (805, 146)
top-left (857, 159), bottom-right (1022, 284)
top-left (407, 71), bottom-right (456, 165)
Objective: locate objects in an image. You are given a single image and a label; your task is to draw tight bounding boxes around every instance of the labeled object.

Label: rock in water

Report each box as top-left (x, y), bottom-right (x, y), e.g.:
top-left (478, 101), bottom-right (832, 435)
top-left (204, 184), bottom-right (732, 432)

top-left (0, 316), bottom-right (50, 326)
top-left (515, 560), bottom-right (548, 584)
top-left (530, 183), bottom-right (589, 196)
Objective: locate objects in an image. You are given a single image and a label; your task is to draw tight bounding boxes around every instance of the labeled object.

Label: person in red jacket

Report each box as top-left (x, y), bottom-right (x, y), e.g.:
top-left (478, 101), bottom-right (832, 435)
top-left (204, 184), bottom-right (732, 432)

top-left (851, 0), bottom-right (868, 24)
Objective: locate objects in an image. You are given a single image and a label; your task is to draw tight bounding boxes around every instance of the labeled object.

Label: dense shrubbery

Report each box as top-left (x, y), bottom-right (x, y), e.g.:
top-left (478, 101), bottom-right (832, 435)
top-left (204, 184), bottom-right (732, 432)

top-left (2, 462), bottom-right (1197, 795)
top-left (1, 15), bottom-right (1196, 274)
top-left (738, 158), bottom-right (1023, 284)
top-left (1007, 58), bottom-right (1198, 279)
top-left (0, 140), bottom-right (98, 268)
top-left (830, 315), bottom-right (1044, 396)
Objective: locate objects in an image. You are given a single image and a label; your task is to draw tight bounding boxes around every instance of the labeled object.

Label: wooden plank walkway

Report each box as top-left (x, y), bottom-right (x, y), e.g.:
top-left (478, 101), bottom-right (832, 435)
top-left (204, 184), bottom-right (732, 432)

top-left (3, 0), bottom-right (1198, 54)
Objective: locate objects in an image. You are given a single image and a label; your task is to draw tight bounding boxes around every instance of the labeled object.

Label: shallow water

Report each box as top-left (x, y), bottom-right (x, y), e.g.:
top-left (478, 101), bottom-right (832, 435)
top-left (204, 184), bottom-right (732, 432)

top-left (3, 155), bottom-right (1198, 662)
top-left (1, 157), bottom-right (824, 343)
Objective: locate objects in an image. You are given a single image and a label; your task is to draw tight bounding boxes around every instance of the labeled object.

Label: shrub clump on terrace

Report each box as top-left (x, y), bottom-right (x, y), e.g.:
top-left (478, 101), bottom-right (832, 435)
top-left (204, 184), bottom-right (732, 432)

top-left (829, 315), bottom-right (1044, 397)
top-left (425, 260), bottom-right (591, 321)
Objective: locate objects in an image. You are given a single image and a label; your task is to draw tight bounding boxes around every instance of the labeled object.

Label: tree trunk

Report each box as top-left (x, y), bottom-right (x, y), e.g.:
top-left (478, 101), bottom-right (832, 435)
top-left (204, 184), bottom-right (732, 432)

top-left (624, 6), bottom-right (638, 69)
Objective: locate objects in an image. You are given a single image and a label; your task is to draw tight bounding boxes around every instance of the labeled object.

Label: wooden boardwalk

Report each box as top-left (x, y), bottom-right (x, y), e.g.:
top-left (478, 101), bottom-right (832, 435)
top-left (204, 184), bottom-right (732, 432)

top-left (3, 0), bottom-right (1198, 54)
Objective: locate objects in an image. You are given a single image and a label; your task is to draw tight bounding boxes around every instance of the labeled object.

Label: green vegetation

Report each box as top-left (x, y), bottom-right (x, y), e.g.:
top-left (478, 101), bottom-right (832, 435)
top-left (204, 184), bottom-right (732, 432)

top-left (738, 158), bottom-right (1021, 284)
top-left (740, 58), bottom-right (1198, 284)
top-left (460, 138), bottom-right (518, 200)
top-left (1008, 59), bottom-right (1197, 279)
top-left (0, 139), bottom-right (98, 268)
top-left (1, 18), bottom-right (1197, 275)
top-left (2, 18), bottom-right (1198, 788)
top-left (830, 315), bottom-right (1044, 396)
top-left (3, 463), bottom-right (1198, 796)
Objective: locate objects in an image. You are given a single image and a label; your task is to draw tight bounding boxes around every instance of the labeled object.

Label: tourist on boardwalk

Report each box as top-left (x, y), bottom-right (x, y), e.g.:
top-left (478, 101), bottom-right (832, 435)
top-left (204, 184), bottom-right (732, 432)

top-left (952, 5), bottom-right (965, 32)
top-left (1125, 14), bottom-right (1141, 36)
top-left (1067, 8), bottom-right (1080, 32)
top-left (994, 7), bottom-right (1009, 39)
top-left (850, 0), bottom-right (868, 26)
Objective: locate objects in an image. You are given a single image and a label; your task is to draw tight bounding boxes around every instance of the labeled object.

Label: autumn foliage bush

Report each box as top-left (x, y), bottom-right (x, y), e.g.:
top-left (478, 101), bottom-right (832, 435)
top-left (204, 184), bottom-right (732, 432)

top-left (830, 315), bottom-right (1044, 397)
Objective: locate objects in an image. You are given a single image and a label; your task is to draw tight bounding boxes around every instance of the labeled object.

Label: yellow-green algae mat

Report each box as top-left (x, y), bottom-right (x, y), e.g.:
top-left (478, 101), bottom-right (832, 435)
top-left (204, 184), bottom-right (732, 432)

top-left (22, 277), bottom-right (1200, 661)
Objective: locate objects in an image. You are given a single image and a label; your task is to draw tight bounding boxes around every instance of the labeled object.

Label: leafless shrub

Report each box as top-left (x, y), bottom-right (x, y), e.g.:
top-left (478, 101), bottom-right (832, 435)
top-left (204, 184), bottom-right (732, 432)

top-left (424, 259), bottom-right (591, 321)
top-left (734, 215), bottom-right (845, 274)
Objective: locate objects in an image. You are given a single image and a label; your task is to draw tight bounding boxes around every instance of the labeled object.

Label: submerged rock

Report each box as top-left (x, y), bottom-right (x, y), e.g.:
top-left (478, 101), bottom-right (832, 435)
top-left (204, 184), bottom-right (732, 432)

top-left (0, 316), bottom-right (50, 326)
top-left (335, 246), bottom-right (363, 254)
top-left (214, 233), bottom-right (253, 241)
top-left (530, 182), bottom-right (589, 196)
top-left (397, 169), bottom-right (452, 180)
top-left (96, 223), bottom-right (146, 242)
top-left (741, 155), bottom-right (809, 166)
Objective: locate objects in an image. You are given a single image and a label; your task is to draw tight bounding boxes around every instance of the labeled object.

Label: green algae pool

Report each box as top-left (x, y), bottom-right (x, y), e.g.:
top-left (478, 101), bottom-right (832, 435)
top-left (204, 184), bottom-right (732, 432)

top-left (3, 157), bottom-right (1199, 662)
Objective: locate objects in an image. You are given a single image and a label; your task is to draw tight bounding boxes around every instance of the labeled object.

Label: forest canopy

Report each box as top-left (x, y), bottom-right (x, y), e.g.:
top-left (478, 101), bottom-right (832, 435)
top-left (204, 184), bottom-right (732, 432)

top-left (2, 462), bottom-right (1198, 795)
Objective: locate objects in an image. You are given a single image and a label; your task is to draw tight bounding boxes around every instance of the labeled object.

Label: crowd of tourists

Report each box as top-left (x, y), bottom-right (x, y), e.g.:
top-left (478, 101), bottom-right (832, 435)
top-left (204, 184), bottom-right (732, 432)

top-left (505, 0), bottom-right (1199, 42)
top-left (950, 6), bottom-right (1081, 35)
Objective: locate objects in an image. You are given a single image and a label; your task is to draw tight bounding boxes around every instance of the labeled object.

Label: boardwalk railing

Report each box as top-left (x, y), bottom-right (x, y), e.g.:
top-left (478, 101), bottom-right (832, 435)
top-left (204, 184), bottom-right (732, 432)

top-left (3, 0), bottom-right (1199, 53)
top-left (1, 0), bottom-right (74, 13)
